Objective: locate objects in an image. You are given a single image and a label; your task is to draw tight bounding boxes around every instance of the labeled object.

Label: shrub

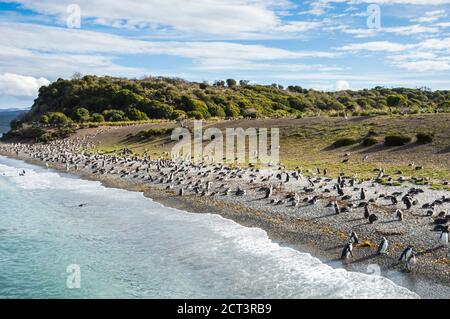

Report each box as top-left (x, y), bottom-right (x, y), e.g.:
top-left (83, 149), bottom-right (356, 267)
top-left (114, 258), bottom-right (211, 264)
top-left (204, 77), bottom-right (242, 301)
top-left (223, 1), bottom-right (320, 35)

top-left (170, 110), bottom-right (187, 120)
top-left (362, 137), bottom-right (378, 147)
top-left (384, 135), bottom-right (412, 146)
top-left (102, 109), bottom-right (128, 122)
top-left (18, 125), bottom-right (45, 140)
top-left (10, 119), bottom-right (23, 130)
top-left (39, 132), bottom-right (54, 143)
top-left (127, 107), bottom-right (149, 121)
top-left (333, 137), bottom-right (358, 148)
top-left (416, 132), bottom-right (433, 144)
top-left (90, 113), bottom-right (105, 122)
top-left (47, 112), bottom-right (70, 126)
top-left (72, 107), bottom-right (90, 123)
top-left (39, 115), bottom-right (49, 125)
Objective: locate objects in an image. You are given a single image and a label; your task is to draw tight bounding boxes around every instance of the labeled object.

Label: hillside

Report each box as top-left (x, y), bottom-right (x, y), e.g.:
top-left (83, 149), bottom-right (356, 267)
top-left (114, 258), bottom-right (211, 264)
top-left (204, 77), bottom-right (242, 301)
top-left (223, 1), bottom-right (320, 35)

top-left (17, 75), bottom-right (450, 126)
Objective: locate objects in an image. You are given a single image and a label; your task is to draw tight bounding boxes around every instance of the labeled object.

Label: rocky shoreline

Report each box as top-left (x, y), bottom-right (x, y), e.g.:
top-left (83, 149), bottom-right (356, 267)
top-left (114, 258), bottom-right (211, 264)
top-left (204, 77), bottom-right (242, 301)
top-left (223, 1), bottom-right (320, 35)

top-left (1, 138), bottom-right (449, 299)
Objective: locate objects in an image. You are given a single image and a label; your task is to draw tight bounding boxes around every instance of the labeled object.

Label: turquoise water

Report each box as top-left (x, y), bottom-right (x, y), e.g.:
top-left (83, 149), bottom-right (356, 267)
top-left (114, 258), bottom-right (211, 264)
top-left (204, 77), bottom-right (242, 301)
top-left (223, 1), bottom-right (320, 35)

top-left (0, 156), bottom-right (418, 298)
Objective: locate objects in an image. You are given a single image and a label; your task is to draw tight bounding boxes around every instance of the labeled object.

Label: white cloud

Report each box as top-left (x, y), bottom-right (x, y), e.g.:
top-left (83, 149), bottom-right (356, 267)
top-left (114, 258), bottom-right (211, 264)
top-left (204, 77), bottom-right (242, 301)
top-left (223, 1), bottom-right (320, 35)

top-left (394, 60), bottom-right (450, 71)
top-left (0, 22), bottom-right (335, 60)
top-left (339, 41), bottom-right (411, 52)
top-left (0, 0), bottom-right (321, 39)
top-left (193, 59), bottom-right (343, 72)
top-left (412, 10), bottom-right (447, 23)
top-left (0, 73), bottom-right (50, 96)
top-left (0, 22), bottom-right (339, 80)
top-left (335, 80), bottom-right (350, 90)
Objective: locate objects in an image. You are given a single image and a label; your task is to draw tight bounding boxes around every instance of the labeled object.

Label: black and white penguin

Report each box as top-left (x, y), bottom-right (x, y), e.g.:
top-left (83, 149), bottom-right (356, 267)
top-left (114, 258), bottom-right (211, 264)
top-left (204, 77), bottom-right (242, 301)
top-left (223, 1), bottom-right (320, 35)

top-left (360, 188), bottom-right (366, 200)
top-left (334, 202), bottom-right (341, 215)
top-left (341, 242), bottom-right (353, 260)
top-left (265, 186), bottom-right (273, 199)
top-left (438, 229), bottom-right (449, 246)
top-left (402, 196), bottom-right (413, 210)
top-left (377, 237), bottom-right (389, 254)
top-left (349, 231), bottom-right (359, 244)
top-left (399, 246), bottom-right (413, 262)
top-left (396, 209), bottom-right (404, 221)
top-left (368, 214), bottom-right (378, 224)
top-left (406, 253), bottom-right (416, 271)
top-left (364, 204), bottom-right (370, 219)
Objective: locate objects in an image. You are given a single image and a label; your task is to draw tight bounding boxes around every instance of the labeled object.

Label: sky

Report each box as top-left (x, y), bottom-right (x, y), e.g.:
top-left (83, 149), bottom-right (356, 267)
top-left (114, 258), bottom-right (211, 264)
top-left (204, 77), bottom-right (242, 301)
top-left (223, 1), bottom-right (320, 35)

top-left (0, 0), bottom-right (450, 109)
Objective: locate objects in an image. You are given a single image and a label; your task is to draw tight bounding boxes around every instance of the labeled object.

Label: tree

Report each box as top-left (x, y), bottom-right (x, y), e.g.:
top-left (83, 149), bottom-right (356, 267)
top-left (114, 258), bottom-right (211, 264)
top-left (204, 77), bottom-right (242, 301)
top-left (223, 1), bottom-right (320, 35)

top-left (226, 79), bottom-right (237, 87)
top-left (72, 107), bottom-right (90, 122)
top-left (141, 100), bottom-right (173, 119)
top-left (213, 80), bottom-right (225, 87)
top-left (199, 82), bottom-right (209, 89)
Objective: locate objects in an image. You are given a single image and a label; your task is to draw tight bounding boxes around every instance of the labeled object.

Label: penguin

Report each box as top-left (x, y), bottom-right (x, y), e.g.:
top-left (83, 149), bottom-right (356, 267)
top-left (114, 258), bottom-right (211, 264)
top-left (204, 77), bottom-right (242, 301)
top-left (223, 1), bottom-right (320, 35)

top-left (368, 214), bottom-right (378, 224)
top-left (341, 242), bottom-right (353, 260)
top-left (438, 229), bottom-right (449, 246)
top-left (179, 188), bottom-right (184, 196)
top-left (377, 237), bottom-right (388, 254)
top-left (390, 196), bottom-right (398, 205)
top-left (349, 231), bottom-right (359, 244)
top-left (406, 253), bottom-right (416, 271)
top-left (399, 246), bottom-right (413, 262)
top-left (364, 204), bottom-right (370, 219)
top-left (396, 209), bottom-right (404, 221)
top-left (337, 184), bottom-right (344, 196)
top-left (360, 188), bottom-right (366, 200)
top-left (403, 196), bottom-right (413, 210)
top-left (265, 186), bottom-right (273, 199)
top-left (334, 202), bottom-right (341, 215)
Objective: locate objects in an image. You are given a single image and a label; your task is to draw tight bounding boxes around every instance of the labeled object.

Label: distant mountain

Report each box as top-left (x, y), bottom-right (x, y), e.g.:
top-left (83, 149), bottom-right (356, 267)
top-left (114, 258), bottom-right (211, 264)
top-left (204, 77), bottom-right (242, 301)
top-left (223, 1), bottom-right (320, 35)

top-left (0, 109), bottom-right (26, 135)
top-left (0, 108), bottom-right (29, 113)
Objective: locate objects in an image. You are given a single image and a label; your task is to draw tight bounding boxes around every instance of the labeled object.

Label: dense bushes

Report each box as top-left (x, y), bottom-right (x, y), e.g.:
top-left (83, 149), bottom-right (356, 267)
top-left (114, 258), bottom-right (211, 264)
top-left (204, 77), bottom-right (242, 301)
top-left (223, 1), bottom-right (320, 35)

top-left (384, 135), bottom-right (412, 146)
top-left (17, 75), bottom-right (450, 127)
top-left (362, 137), bottom-right (378, 147)
top-left (416, 132), bottom-right (434, 144)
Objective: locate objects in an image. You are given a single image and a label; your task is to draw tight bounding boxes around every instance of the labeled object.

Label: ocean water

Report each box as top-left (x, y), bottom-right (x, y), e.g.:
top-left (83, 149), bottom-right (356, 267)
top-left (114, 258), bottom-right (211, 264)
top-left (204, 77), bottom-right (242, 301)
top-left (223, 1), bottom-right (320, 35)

top-left (0, 156), bottom-right (418, 299)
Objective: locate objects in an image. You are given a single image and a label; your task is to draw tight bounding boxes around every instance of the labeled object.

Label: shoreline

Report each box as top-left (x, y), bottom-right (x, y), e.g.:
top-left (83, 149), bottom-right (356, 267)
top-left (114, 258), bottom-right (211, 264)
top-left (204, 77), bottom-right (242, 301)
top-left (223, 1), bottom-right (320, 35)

top-left (1, 148), bottom-right (449, 299)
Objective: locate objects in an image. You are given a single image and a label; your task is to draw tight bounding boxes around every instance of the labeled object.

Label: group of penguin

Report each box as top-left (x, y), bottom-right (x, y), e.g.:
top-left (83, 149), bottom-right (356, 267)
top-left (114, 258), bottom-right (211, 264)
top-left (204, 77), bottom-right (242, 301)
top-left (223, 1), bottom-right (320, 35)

top-left (341, 229), bottom-right (449, 271)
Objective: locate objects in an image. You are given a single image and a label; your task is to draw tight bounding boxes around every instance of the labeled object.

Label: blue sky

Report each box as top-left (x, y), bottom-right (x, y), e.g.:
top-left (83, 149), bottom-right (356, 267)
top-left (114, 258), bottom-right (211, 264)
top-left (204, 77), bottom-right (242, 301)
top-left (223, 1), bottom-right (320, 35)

top-left (0, 0), bottom-right (450, 109)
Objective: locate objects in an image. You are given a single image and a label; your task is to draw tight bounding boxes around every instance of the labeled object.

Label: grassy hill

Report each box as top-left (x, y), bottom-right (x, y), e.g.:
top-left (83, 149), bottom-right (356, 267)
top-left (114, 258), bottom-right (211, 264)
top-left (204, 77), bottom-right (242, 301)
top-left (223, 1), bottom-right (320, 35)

top-left (74, 114), bottom-right (450, 188)
top-left (17, 75), bottom-right (450, 125)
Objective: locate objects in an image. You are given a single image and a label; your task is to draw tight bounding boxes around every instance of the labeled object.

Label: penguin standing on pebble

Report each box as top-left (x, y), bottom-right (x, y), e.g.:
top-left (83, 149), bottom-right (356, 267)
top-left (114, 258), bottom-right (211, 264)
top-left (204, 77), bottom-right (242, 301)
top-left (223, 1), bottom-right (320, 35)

top-left (341, 242), bottom-right (353, 260)
top-left (364, 204), bottom-right (370, 219)
top-left (406, 253), bottom-right (416, 271)
top-left (265, 186), bottom-right (273, 199)
top-left (334, 202), bottom-right (341, 215)
top-left (377, 237), bottom-right (389, 254)
top-left (399, 246), bottom-right (413, 262)
top-left (349, 231), bottom-right (359, 244)
top-left (439, 229), bottom-right (449, 246)
top-left (396, 209), bottom-right (404, 221)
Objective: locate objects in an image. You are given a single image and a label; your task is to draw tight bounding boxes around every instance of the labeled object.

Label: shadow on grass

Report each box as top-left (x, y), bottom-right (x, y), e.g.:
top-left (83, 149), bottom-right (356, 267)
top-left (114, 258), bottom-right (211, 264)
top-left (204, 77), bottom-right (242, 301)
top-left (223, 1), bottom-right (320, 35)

top-left (388, 142), bottom-right (421, 152)
top-left (437, 146), bottom-right (450, 154)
